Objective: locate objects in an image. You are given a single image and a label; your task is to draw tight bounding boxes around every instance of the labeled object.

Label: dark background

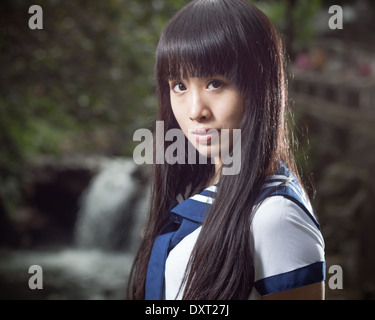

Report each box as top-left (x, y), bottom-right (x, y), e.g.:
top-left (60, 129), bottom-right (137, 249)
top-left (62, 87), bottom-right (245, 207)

top-left (0, 0), bottom-right (374, 300)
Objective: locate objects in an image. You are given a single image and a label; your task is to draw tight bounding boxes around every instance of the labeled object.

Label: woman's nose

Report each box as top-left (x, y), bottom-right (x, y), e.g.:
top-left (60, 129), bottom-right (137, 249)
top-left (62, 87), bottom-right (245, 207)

top-left (189, 90), bottom-right (211, 122)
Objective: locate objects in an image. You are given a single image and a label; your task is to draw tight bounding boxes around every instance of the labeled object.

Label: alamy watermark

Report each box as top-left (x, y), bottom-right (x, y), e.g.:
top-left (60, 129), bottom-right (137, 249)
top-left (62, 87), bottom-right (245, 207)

top-left (133, 121), bottom-right (242, 175)
top-left (28, 5), bottom-right (43, 30)
top-left (328, 5), bottom-right (343, 30)
top-left (28, 265), bottom-right (43, 290)
top-left (328, 264), bottom-right (343, 290)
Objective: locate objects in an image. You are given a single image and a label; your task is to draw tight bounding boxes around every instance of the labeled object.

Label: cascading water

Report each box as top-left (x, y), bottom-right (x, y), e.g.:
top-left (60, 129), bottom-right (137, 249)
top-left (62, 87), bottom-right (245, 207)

top-left (74, 158), bottom-right (145, 250)
top-left (0, 156), bottom-right (150, 299)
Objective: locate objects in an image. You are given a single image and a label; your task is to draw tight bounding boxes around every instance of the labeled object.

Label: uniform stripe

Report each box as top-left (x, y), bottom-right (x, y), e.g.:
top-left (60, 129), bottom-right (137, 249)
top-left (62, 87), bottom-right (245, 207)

top-left (190, 194), bottom-right (214, 204)
top-left (254, 261), bottom-right (326, 296)
top-left (267, 174), bottom-right (289, 181)
top-left (205, 185), bottom-right (218, 192)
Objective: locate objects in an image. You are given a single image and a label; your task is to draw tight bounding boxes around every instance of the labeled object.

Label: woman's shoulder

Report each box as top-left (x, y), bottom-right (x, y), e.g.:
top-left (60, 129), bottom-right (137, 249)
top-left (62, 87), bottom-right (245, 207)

top-left (251, 195), bottom-right (321, 235)
top-left (250, 196), bottom-right (325, 296)
top-left (250, 196), bottom-right (325, 291)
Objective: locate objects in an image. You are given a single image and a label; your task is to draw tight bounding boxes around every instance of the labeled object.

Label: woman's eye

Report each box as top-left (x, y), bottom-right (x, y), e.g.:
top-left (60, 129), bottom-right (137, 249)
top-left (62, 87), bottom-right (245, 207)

top-left (172, 82), bottom-right (187, 93)
top-left (207, 80), bottom-right (223, 90)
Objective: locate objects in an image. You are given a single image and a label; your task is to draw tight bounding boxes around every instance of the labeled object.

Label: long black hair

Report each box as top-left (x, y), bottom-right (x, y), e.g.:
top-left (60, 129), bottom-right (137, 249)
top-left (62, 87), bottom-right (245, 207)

top-left (128, 0), bottom-right (298, 300)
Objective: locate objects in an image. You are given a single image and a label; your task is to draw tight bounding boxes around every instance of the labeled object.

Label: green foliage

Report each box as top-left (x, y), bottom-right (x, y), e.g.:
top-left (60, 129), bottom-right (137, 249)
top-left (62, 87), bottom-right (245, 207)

top-left (254, 0), bottom-right (321, 52)
top-left (0, 0), bottom-right (189, 212)
top-left (253, 0), bottom-right (287, 27)
top-left (291, 0), bottom-right (321, 51)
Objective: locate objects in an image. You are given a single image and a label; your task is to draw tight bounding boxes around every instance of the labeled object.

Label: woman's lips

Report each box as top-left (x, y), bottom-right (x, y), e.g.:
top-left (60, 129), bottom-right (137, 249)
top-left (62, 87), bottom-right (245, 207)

top-left (190, 128), bottom-right (220, 142)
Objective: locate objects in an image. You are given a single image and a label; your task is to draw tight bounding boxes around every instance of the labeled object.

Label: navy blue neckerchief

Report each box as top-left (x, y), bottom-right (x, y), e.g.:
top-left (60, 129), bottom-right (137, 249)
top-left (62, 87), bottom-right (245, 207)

top-left (144, 163), bottom-right (319, 300)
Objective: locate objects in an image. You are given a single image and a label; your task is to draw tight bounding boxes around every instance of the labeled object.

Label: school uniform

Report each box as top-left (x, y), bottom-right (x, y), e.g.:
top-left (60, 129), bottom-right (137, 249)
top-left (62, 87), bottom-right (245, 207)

top-left (145, 164), bottom-right (325, 300)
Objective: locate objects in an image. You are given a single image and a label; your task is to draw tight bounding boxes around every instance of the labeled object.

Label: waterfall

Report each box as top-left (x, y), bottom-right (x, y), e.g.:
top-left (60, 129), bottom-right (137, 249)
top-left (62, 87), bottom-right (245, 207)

top-left (74, 157), bottom-right (149, 251)
top-left (0, 156), bottom-right (151, 299)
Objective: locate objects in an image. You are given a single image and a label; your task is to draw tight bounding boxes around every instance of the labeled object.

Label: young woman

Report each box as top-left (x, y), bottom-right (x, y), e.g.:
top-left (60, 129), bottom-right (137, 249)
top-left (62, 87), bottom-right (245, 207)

top-left (128, 0), bottom-right (325, 300)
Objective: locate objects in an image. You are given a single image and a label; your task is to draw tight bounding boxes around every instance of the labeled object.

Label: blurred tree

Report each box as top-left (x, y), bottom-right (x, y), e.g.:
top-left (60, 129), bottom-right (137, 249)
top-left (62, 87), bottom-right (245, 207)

top-left (0, 0), bottom-right (189, 216)
top-left (254, 0), bottom-right (322, 57)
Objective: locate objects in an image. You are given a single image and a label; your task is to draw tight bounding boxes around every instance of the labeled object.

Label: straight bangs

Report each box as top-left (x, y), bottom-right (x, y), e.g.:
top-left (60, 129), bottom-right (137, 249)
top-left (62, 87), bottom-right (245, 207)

top-left (156, 0), bottom-right (245, 88)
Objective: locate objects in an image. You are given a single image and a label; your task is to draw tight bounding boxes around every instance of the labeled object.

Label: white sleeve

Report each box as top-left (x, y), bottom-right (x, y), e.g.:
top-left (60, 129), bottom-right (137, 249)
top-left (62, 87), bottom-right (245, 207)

top-left (250, 196), bottom-right (325, 296)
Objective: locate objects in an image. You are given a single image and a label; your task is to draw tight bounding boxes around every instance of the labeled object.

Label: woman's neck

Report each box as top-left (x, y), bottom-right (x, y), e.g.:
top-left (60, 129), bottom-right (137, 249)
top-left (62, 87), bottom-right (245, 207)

top-left (205, 161), bottom-right (221, 188)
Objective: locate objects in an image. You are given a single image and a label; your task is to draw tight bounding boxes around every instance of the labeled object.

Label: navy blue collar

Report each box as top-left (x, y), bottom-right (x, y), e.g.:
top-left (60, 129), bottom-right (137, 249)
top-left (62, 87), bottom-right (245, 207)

top-left (168, 162), bottom-right (293, 225)
top-left (170, 185), bottom-right (217, 223)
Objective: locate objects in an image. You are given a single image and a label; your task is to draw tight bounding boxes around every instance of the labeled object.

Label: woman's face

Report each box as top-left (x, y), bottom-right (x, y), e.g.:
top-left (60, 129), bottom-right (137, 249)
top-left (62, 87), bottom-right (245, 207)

top-left (169, 76), bottom-right (244, 163)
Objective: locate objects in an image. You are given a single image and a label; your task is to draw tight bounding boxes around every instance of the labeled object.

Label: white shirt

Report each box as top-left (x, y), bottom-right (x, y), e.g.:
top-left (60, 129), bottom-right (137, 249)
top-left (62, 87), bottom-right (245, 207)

top-left (164, 196), bottom-right (325, 299)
